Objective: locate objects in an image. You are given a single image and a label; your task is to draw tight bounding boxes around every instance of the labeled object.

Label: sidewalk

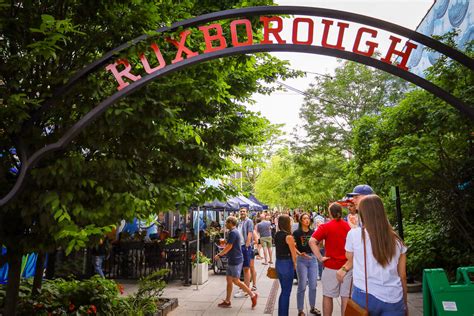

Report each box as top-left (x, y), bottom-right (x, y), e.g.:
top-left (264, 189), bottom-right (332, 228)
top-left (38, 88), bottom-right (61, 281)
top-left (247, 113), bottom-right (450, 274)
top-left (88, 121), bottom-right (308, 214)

top-left (122, 256), bottom-right (423, 315)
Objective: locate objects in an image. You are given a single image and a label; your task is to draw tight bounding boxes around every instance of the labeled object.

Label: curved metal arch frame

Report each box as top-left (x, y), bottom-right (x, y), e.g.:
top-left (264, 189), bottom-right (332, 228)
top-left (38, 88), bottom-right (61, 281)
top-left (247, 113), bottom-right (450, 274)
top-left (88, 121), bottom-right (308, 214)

top-left (2, 6), bottom-right (474, 207)
top-left (37, 6), bottom-right (473, 115)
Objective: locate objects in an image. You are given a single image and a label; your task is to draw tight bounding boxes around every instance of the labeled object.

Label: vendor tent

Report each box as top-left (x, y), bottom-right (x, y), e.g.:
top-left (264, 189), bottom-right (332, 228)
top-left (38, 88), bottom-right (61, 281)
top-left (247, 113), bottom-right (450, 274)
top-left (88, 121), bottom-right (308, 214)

top-left (237, 195), bottom-right (263, 211)
top-left (228, 196), bottom-right (249, 209)
top-left (249, 194), bottom-right (268, 210)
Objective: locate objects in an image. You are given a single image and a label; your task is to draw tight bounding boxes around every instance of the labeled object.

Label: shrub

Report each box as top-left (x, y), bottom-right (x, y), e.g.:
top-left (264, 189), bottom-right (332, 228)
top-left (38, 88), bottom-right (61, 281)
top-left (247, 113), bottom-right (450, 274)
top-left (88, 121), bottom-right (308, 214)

top-left (0, 269), bottom-right (170, 315)
top-left (404, 219), bottom-right (474, 280)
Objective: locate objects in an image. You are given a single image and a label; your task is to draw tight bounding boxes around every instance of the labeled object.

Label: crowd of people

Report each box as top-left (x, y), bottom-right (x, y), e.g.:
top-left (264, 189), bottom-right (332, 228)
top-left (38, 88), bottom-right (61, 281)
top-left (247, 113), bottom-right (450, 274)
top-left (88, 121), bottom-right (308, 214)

top-left (214, 184), bottom-right (408, 316)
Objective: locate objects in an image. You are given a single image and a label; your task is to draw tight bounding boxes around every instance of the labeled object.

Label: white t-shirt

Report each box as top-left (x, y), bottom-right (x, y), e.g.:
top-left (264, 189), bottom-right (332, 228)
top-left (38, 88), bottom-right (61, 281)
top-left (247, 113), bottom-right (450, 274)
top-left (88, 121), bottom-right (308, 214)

top-left (345, 227), bottom-right (407, 304)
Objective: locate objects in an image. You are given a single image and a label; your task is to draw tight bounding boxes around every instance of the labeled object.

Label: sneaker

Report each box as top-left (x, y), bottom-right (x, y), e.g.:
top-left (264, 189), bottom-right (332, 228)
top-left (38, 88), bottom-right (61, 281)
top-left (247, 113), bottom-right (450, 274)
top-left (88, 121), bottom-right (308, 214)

top-left (218, 300), bottom-right (232, 308)
top-left (310, 307), bottom-right (321, 315)
top-left (251, 285), bottom-right (257, 291)
top-left (234, 290), bottom-right (249, 298)
top-left (251, 293), bottom-right (258, 308)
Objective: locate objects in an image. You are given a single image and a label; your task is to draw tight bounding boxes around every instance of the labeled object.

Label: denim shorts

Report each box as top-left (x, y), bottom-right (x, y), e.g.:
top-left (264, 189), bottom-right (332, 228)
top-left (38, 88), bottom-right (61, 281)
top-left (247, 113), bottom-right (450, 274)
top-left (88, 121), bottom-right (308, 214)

top-left (227, 262), bottom-right (243, 278)
top-left (242, 245), bottom-right (255, 267)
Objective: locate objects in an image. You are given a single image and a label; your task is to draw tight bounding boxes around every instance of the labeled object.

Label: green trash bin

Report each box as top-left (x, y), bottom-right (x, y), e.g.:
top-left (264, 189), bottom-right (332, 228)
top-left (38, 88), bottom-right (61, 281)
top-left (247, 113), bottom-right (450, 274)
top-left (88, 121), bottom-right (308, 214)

top-left (423, 266), bottom-right (474, 315)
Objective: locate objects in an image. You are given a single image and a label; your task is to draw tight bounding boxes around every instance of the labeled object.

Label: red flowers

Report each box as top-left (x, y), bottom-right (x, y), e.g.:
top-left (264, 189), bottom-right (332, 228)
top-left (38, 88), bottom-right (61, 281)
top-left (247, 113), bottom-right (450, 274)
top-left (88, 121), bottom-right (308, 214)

top-left (33, 303), bottom-right (44, 310)
top-left (68, 303), bottom-right (75, 311)
top-left (86, 305), bottom-right (97, 314)
top-left (117, 283), bottom-right (125, 295)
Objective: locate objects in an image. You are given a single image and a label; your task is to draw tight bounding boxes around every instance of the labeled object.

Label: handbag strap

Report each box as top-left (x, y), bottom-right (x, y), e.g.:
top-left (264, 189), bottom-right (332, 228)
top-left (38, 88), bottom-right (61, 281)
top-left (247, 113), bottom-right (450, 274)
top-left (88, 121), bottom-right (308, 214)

top-left (362, 228), bottom-right (369, 313)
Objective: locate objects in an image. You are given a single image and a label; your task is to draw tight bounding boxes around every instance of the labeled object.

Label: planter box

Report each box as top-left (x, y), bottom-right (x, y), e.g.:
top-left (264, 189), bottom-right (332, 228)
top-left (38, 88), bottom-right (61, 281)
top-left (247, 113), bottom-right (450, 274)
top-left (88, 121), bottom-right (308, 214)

top-left (407, 281), bottom-right (422, 293)
top-left (192, 262), bottom-right (209, 285)
top-left (153, 298), bottom-right (178, 316)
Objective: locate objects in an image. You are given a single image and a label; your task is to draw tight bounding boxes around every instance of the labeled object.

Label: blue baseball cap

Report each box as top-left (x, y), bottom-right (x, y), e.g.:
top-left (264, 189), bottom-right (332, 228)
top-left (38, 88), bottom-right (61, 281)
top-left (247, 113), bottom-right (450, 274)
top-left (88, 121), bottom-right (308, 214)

top-left (346, 184), bottom-right (374, 197)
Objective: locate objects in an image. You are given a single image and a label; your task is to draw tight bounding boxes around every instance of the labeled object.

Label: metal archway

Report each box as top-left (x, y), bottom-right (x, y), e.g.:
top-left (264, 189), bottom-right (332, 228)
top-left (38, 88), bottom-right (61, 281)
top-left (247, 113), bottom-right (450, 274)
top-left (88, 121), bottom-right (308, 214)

top-left (2, 6), bottom-right (474, 207)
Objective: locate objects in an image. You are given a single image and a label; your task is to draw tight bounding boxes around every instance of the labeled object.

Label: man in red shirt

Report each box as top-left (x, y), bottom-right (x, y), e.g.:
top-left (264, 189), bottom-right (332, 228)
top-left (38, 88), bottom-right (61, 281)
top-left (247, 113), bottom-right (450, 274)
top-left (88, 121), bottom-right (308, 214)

top-left (309, 203), bottom-right (351, 316)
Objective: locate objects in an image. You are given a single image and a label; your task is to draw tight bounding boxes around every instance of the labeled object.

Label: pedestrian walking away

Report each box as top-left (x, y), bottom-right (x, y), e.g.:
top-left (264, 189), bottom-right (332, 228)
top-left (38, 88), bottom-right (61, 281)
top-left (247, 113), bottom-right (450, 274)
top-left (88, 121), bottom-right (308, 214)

top-left (293, 213), bottom-right (321, 316)
top-left (91, 237), bottom-right (109, 278)
top-left (214, 216), bottom-right (258, 309)
top-left (309, 203), bottom-right (351, 316)
top-left (256, 214), bottom-right (273, 265)
top-left (336, 194), bottom-right (408, 315)
top-left (275, 214), bottom-right (298, 316)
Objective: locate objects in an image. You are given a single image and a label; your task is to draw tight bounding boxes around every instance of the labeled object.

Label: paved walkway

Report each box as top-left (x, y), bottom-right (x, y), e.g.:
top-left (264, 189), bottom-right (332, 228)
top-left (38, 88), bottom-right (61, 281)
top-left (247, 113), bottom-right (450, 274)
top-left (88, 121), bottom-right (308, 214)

top-left (121, 255), bottom-right (423, 315)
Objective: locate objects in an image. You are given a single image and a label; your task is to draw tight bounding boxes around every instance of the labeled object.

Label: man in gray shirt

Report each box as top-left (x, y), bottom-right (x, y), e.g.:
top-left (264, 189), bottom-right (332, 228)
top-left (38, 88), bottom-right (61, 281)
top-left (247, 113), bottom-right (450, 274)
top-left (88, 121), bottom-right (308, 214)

top-left (256, 214), bottom-right (273, 265)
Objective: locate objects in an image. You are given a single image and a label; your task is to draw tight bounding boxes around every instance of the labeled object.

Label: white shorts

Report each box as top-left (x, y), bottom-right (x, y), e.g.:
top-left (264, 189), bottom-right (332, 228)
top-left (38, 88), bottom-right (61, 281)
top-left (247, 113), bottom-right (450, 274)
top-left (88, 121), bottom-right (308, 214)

top-left (321, 267), bottom-right (352, 298)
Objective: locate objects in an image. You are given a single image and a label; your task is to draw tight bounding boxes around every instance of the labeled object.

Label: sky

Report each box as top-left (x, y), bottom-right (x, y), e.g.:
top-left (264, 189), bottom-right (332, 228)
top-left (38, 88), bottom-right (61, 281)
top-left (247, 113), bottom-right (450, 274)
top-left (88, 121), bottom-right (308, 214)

top-left (246, 0), bottom-right (434, 140)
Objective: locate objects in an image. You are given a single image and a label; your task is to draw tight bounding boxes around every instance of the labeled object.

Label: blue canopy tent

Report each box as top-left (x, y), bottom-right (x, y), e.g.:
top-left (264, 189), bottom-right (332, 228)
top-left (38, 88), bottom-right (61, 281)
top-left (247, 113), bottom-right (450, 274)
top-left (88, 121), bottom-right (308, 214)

top-left (203, 198), bottom-right (240, 211)
top-left (203, 199), bottom-right (227, 209)
top-left (248, 195), bottom-right (268, 210)
top-left (202, 199), bottom-right (239, 229)
top-left (237, 195), bottom-right (263, 211)
top-left (228, 196), bottom-right (249, 209)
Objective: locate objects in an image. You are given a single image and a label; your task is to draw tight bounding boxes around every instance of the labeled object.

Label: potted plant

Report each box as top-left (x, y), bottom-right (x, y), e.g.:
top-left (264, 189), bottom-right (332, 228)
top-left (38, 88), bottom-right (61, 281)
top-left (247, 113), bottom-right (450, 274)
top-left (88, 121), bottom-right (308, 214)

top-left (191, 251), bottom-right (211, 285)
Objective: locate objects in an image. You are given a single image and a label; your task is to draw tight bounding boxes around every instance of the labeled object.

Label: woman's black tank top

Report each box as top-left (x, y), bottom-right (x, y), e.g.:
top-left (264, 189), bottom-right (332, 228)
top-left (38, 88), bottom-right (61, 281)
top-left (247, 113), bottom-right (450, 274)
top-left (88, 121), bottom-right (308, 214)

top-left (275, 231), bottom-right (291, 259)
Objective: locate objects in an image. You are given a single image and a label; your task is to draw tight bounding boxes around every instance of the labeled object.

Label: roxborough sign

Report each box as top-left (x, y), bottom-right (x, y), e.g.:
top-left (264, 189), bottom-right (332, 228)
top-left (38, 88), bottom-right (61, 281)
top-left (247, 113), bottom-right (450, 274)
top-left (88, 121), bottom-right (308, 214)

top-left (1, 6), bottom-right (473, 206)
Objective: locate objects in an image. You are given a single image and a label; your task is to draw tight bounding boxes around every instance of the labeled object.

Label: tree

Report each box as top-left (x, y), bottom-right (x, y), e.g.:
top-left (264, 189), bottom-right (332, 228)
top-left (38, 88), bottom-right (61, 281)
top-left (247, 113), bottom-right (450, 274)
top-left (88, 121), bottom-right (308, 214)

top-left (254, 148), bottom-right (345, 209)
top-left (229, 122), bottom-right (286, 195)
top-left (0, 0), bottom-right (298, 313)
top-left (350, 41), bottom-right (474, 272)
top-left (298, 60), bottom-right (407, 155)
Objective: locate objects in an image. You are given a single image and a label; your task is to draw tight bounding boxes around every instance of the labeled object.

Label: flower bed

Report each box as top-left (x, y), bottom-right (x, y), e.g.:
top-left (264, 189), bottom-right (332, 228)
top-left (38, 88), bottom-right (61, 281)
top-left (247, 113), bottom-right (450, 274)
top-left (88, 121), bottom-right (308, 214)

top-left (0, 269), bottom-right (172, 315)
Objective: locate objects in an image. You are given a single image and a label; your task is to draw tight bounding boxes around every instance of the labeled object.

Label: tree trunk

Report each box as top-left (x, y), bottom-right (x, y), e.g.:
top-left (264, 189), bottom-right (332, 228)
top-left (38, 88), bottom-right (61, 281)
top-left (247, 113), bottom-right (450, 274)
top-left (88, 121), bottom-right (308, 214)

top-left (32, 252), bottom-right (46, 296)
top-left (45, 250), bottom-right (56, 279)
top-left (4, 251), bottom-right (22, 316)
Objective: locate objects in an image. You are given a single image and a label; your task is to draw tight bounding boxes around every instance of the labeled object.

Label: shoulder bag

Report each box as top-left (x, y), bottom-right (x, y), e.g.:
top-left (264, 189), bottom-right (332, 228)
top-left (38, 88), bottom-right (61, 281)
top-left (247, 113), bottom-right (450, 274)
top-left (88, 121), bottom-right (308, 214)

top-left (345, 228), bottom-right (369, 316)
top-left (267, 264), bottom-right (278, 279)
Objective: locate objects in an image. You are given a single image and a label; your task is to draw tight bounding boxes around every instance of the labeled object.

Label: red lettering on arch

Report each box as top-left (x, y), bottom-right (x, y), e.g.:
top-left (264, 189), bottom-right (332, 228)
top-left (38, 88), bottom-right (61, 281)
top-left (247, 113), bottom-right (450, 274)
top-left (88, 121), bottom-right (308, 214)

top-left (167, 30), bottom-right (199, 64)
top-left (321, 19), bottom-right (349, 50)
top-left (380, 35), bottom-right (418, 71)
top-left (352, 27), bottom-right (379, 57)
top-left (198, 23), bottom-right (228, 53)
top-left (139, 43), bottom-right (166, 74)
top-left (230, 19), bottom-right (254, 47)
top-left (292, 18), bottom-right (314, 45)
top-left (260, 16), bottom-right (286, 44)
top-left (105, 59), bottom-right (142, 91)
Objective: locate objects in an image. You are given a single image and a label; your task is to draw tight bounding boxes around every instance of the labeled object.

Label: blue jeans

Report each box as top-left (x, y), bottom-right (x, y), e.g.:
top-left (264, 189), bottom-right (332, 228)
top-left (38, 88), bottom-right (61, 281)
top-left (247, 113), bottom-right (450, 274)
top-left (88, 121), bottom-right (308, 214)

top-left (276, 258), bottom-right (294, 316)
top-left (93, 255), bottom-right (105, 278)
top-left (353, 286), bottom-right (406, 316)
top-left (296, 255), bottom-right (318, 310)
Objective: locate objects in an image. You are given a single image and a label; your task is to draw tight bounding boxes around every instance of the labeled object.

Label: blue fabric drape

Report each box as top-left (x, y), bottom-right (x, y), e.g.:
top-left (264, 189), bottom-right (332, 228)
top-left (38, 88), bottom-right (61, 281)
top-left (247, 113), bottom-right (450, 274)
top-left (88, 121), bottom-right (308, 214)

top-left (0, 247), bottom-right (41, 284)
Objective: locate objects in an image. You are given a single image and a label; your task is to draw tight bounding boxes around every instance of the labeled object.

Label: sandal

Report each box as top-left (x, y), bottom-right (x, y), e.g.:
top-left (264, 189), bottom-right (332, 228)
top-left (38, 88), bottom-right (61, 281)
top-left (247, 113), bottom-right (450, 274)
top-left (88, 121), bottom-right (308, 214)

top-left (218, 300), bottom-right (231, 308)
top-left (298, 312), bottom-right (305, 316)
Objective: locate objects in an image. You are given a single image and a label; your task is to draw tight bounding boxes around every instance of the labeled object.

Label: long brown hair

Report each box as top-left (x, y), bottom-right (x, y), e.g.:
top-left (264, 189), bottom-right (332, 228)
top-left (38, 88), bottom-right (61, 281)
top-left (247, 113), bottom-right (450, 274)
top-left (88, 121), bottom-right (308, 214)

top-left (298, 213), bottom-right (311, 230)
top-left (278, 214), bottom-right (291, 234)
top-left (358, 195), bottom-right (404, 267)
